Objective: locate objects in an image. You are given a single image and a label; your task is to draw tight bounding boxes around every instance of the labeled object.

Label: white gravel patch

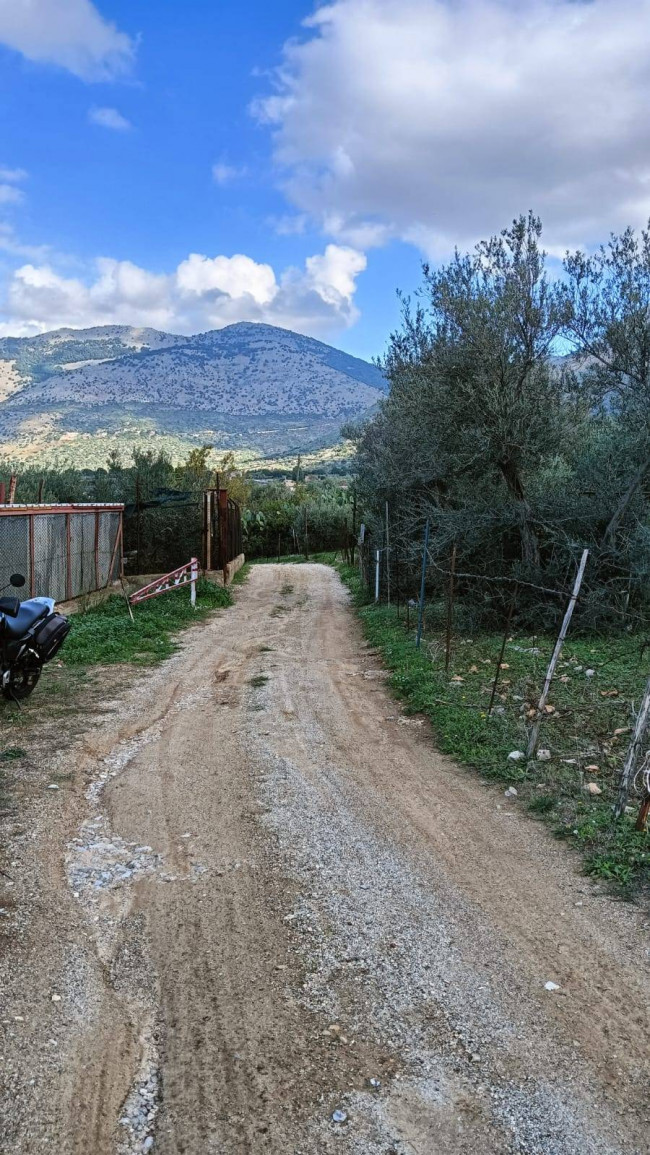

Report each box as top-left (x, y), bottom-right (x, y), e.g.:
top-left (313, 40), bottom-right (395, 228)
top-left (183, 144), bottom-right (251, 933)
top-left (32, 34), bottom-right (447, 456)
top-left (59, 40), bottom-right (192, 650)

top-left (245, 685), bottom-right (628, 1155)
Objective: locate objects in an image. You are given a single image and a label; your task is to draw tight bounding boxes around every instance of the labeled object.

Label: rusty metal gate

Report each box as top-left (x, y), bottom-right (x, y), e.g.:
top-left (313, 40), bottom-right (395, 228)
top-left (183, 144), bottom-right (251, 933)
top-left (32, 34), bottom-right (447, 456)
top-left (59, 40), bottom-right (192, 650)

top-left (202, 489), bottom-right (243, 574)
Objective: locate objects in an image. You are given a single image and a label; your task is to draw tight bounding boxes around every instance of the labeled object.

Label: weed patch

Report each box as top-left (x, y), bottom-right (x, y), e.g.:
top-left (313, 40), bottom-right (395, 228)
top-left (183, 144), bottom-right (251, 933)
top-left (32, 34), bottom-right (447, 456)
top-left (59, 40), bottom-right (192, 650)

top-left (231, 562), bottom-right (251, 586)
top-left (249, 674), bottom-right (269, 688)
top-left (62, 579), bottom-right (232, 667)
top-left (250, 552), bottom-right (338, 567)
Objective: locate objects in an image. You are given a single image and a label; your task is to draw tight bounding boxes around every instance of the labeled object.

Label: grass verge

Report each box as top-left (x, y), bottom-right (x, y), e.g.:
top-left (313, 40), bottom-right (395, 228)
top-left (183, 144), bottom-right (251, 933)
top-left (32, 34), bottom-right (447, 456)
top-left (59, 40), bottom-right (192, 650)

top-left (250, 551), bottom-right (338, 566)
top-left (62, 578), bottom-right (232, 667)
top-left (334, 560), bottom-right (650, 899)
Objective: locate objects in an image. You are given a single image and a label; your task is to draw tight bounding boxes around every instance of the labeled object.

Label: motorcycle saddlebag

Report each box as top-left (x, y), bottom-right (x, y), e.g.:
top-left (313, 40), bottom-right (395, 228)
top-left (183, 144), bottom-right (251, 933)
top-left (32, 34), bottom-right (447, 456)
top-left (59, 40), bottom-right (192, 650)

top-left (31, 612), bottom-right (71, 662)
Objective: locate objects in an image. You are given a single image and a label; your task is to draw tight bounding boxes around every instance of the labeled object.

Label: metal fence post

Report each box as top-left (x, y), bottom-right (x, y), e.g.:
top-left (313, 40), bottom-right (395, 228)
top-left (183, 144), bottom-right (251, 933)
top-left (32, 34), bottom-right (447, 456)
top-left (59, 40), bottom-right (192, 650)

top-left (416, 520), bottom-right (430, 649)
top-left (218, 488), bottom-right (229, 584)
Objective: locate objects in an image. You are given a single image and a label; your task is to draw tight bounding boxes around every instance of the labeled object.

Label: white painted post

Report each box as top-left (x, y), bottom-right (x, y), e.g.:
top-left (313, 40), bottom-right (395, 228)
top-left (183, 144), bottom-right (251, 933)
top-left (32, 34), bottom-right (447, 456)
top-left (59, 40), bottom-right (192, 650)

top-left (190, 556), bottom-right (198, 608)
top-left (527, 548), bottom-right (589, 757)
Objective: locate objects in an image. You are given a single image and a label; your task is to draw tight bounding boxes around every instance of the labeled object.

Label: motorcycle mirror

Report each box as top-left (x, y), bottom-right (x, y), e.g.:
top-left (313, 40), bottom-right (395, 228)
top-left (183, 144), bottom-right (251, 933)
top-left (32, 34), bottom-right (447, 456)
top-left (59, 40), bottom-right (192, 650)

top-left (10, 573), bottom-right (25, 588)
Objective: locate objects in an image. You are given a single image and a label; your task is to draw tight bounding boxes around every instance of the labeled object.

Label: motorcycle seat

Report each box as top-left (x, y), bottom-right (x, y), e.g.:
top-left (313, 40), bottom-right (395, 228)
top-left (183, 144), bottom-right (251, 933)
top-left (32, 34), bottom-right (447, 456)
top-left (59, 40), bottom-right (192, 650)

top-left (2, 598), bottom-right (51, 639)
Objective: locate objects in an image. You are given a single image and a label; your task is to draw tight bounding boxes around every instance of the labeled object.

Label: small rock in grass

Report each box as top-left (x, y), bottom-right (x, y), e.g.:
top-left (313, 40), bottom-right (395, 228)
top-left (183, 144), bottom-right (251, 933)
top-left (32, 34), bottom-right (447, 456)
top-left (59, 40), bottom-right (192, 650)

top-left (536, 749), bottom-right (551, 762)
top-left (504, 786), bottom-right (518, 798)
top-left (585, 782), bottom-right (602, 795)
top-left (585, 669), bottom-right (596, 677)
top-left (508, 750), bottom-right (525, 762)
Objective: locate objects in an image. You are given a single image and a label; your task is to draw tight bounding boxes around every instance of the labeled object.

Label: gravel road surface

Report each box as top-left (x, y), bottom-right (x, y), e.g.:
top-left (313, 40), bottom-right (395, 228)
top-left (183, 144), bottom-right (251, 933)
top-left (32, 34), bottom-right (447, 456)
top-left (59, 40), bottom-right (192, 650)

top-left (1, 563), bottom-right (648, 1154)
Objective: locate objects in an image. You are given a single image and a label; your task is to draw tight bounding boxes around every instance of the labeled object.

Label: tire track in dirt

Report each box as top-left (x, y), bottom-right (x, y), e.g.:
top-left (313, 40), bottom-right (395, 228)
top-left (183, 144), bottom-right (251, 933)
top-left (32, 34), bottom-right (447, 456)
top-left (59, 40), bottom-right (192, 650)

top-left (2, 563), bottom-right (649, 1154)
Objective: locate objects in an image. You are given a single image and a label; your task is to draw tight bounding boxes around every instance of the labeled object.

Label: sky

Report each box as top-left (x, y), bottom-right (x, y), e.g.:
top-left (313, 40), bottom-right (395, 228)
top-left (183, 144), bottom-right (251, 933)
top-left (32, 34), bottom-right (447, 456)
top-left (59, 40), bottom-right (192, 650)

top-left (0, 0), bottom-right (649, 361)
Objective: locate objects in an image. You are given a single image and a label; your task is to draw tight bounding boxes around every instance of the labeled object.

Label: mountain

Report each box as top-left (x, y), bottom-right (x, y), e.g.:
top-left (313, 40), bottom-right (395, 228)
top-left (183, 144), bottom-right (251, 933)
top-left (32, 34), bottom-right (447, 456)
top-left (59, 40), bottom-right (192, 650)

top-left (0, 322), bottom-right (387, 468)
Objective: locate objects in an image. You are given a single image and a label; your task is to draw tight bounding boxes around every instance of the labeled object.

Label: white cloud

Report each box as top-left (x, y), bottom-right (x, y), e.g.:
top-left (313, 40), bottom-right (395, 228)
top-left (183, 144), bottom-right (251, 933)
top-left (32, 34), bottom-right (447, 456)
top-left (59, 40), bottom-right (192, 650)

top-left (176, 253), bottom-right (277, 305)
top-left (0, 184), bottom-right (23, 206)
top-left (0, 0), bottom-right (134, 80)
top-left (0, 245), bottom-right (366, 337)
top-left (0, 224), bottom-right (50, 261)
top-left (257, 0), bottom-right (650, 254)
top-left (88, 106), bottom-right (132, 131)
top-left (211, 162), bottom-right (245, 186)
top-left (0, 167), bottom-right (26, 183)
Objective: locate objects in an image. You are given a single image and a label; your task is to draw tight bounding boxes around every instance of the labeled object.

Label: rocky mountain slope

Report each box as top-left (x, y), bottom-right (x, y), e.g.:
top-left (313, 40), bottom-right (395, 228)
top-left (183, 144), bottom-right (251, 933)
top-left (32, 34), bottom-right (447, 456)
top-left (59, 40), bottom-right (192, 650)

top-left (0, 323), bottom-right (386, 467)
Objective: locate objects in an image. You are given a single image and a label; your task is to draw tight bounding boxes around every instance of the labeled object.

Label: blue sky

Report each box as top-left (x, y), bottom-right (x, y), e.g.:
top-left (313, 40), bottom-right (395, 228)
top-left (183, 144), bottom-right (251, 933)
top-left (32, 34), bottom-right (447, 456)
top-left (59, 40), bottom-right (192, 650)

top-left (0, 0), bottom-right (420, 360)
top-left (0, 1), bottom-right (647, 360)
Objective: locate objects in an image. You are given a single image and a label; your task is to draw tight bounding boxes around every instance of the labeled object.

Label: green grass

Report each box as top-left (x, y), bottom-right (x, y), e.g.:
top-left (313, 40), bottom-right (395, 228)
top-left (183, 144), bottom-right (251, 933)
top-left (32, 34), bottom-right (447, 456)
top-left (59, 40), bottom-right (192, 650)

top-left (249, 674), bottom-right (269, 687)
top-left (250, 551), bottom-right (338, 566)
top-left (231, 562), bottom-right (251, 586)
top-left (62, 578), bottom-right (232, 667)
top-left (333, 560), bottom-right (650, 899)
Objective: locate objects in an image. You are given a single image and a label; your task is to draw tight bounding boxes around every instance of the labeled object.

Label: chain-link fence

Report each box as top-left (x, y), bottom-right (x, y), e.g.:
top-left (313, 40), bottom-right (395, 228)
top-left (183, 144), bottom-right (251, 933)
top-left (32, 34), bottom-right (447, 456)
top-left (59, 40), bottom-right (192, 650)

top-left (0, 504), bottom-right (123, 602)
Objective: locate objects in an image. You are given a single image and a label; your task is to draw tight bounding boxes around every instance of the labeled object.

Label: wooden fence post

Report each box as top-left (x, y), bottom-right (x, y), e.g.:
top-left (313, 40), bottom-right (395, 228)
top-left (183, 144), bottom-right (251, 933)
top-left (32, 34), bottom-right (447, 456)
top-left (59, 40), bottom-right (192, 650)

top-left (488, 585), bottom-right (518, 716)
top-left (527, 549), bottom-right (589, 757)
top-left (615, 677), bottom-right (650, 818)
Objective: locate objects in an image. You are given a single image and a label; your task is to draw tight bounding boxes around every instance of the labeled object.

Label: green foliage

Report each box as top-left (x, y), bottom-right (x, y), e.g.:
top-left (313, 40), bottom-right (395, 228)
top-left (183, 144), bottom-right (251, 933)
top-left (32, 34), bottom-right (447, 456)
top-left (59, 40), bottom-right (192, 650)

top-left (350, 214), bottom-right (650, 630)
top-left (62, 579), bottom-right (231, 667)
top-left (243, 478), bottom-right (357, 558)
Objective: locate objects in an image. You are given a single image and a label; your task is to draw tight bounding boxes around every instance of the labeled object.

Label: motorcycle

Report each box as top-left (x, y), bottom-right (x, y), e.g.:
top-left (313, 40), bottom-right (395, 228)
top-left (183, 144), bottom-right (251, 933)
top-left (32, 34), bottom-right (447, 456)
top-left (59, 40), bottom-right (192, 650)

top-left (0, 573), bottom-right (71, 701)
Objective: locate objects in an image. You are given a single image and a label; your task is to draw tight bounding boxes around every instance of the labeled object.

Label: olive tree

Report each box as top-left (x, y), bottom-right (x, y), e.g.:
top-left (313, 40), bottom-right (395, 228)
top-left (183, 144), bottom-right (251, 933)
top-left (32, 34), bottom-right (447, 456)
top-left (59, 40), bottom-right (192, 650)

top-left (563, 225), bottom-right (650, 550)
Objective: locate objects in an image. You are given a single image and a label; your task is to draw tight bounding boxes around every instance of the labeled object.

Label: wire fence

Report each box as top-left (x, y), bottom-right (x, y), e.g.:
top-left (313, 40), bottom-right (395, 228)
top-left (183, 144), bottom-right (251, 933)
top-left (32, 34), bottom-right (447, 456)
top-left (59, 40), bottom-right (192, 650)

top-left (354, 519), bottom-right (650, 824)
top-left (0, 504), bottom-right (123, 603)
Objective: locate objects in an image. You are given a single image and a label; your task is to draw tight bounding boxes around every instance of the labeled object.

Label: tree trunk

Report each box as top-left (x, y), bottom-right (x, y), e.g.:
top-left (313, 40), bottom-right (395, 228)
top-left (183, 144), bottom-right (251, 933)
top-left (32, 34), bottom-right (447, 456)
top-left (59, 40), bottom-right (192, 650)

top-left (499, 460), bottom-right (540, 568)
top-left (603, 452), bottom-right (650, 550)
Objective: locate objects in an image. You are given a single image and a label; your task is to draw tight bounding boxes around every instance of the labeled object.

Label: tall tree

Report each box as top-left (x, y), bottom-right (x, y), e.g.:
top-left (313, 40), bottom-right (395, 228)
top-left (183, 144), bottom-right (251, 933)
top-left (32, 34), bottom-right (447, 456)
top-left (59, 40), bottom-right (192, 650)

top-left (367, 213), bottom-right (568, 568)
top-left (564, 225), bottom-right (650, 549)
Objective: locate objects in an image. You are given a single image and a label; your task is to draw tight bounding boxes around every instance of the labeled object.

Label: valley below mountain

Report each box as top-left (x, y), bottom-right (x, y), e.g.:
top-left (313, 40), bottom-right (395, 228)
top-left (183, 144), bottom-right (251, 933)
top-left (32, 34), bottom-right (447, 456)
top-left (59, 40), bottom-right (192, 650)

top-left (0, 322), bottom-right (386, 468)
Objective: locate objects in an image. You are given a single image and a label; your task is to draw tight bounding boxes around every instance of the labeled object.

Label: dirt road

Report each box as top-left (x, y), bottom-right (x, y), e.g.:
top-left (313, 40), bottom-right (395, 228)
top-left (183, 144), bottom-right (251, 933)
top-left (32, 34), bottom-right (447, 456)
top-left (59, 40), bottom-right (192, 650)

top-left (1, 563), bottom-right (648, 1154)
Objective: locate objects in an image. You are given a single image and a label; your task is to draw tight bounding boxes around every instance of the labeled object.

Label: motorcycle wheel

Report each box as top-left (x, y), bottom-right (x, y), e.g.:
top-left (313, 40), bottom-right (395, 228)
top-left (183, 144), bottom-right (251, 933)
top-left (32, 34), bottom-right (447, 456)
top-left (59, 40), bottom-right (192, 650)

top-left (2, 661), bottom-right (42, 701)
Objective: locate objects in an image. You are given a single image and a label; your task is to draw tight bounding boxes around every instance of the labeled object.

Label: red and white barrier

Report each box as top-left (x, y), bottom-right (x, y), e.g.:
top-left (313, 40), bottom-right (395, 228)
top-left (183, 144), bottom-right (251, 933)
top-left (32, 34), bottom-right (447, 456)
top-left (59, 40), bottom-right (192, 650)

top-left (129, 558), bottom-right (199, 607)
